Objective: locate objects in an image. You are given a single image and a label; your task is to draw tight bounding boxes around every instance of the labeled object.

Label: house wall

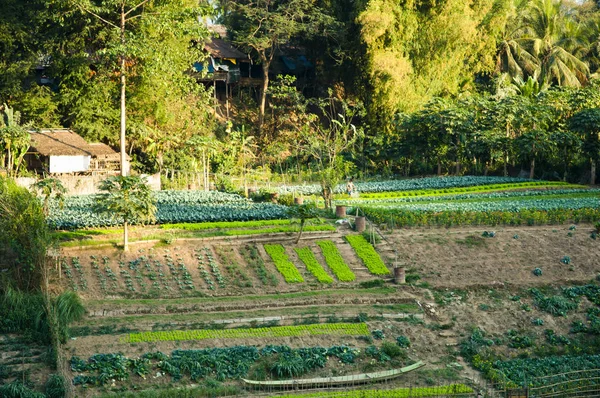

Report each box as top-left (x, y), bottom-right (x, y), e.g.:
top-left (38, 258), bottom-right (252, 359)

top-left (16, 173), bottom-right (161, 196)
top-left (49, 155), bottom-right (90, 173)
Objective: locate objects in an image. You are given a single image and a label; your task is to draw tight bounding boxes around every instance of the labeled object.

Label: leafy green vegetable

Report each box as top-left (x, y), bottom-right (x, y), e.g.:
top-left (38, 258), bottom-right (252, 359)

top-left (264, 244), bottom-right (304, 283)
top-left (345, 235), bottom-right (390, 275)
top-left (316, 240), bottom-right (355, 282)
top-left (294, 247), bottom-right (333, 283)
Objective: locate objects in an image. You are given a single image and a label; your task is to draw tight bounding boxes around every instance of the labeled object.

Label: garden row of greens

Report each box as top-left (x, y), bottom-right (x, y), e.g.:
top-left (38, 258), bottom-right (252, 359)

top-left (264, 240), bottom-right (368, 284)
top-left (277, 176), bottom-right (532, 195)
top-left (362, 208), bottom-right (600, 228)
top-left (350, 181), bottom-right (581, 199)
top-left (345, 235), bottom-right (390, 275)
top-left (124, 323), bottom-right (369, 343)
top-left (264, 244), bottom-right (305, 283)
top-left (277, 384), bottom-right (474, 398)
top-left (340, 189), bottom-right (597, 205)
top-left (355, 197), bottom-right (600, 213)
top-left (70, 343), bottom-right (403, 386)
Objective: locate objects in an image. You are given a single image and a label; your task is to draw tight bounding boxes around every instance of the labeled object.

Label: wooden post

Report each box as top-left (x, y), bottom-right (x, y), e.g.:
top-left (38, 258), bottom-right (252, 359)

top-left (355, 216), bottom-right (366, 232)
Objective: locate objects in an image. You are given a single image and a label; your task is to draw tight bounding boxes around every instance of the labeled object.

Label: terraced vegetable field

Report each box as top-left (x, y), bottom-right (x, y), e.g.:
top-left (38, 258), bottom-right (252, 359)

top-left (45, 176), bottom-right (600, 398)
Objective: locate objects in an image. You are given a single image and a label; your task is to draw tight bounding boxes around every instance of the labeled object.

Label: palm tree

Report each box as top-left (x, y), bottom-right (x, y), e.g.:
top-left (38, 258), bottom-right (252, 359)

top-left (498, 0), bottom-right (589, 87)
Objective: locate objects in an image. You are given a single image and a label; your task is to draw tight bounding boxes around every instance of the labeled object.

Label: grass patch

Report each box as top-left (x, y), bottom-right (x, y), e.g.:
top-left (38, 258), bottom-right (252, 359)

top-left (455, 235), bottom-right (486, 247)
top-left (58, 225), bottom-right (335, 247)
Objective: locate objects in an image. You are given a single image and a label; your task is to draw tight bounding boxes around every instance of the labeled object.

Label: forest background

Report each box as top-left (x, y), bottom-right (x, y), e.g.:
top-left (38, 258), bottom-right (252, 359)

top-left (2, 0), bottom-right (600, 186)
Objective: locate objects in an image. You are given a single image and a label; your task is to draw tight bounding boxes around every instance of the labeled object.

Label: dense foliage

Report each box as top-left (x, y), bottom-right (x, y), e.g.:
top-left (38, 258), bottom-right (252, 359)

top-left (3, 0), bottom-right (600, 182)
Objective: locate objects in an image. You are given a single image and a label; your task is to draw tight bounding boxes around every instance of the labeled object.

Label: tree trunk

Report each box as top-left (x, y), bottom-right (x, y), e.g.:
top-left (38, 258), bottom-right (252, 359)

top-left (592, 158), bottom-right (596, 185)
top-left (295, 220), bottom-right (305, 244)
top-left (259, 60), bottom-right (269, 130)
top-left (123, 221), bottom-right (129, 252)
top-left (437, 159), bottom-right (441, 176)
top-left (120, 5), bottom-right (127, 177)
top-left (504, 152), bottom-right (508, 177)
top-left (529, 157), bottom-right (535, 179)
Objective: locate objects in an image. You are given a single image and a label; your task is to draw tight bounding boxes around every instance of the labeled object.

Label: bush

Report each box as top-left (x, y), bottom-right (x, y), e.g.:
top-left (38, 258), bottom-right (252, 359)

top-left (45, 374), bottom-right (66, 398)
top-left (382, 341), bottom-right (405, 358)
top-left (359, 279), bottom-right (385, 288)
top-left (277, 194), bottom-right (295, 206)
top-left (396, 335), bottom-right (411, 348)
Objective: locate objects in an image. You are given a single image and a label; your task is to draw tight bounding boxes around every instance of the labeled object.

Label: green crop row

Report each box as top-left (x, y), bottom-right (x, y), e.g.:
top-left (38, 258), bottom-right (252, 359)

top-left (264, 244), bottom-right (304, 283)
top-left (317, 240), bottom-right (355, 282)
top-left (345, 235), bottom-right (390, 275)
top-left (295, 247), bottom-right (334, 283)
top-left (277, 176), bottom-right (532, 195)
top-left (71, 345), bottom-right (362, 386)
top-left (363, 207), bottom-right (600, 228)
top-left (124, 323), bottom-right (369, 343)
top-left (277, 384), bottom-right (474, 398)
top-left (353, 181), bottom-right (577, 199)
top-left (161, 219), bottom-right (292, 230)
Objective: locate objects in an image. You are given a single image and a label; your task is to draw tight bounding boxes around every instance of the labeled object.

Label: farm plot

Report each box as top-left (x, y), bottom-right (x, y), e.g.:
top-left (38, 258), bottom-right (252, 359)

top-left (124, 323), bottom-right (370, 343)
top-left (60, 245), bottom-right (262, 298)
top-left (277, 176), bottom-right (533, 195)
top-left (48, 190), bottom-right (288, 229)
top-left (62, 236), bottom-right (390, 299)
top-left (68, 341), bottom-right (415, 389)
top-left (341, 184), bottom-right (600, 228)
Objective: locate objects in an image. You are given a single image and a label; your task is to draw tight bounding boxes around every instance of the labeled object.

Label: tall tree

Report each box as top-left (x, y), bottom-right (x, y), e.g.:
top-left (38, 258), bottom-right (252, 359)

top-left (41, 0), bottom-right (212, 174)
top-left (300, 95), bottom-right (364, 208)
top-left (224, 0), bottom-right (335, 130)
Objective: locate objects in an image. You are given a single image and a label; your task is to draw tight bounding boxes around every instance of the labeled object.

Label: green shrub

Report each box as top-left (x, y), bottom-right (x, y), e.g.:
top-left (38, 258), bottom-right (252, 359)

top-left (396, 335), bottom-right (411, 348)
top-left (381, 341), bottom-right (404, 358)
top-left (45, 374), bottom-right (66, 398)
top-left (359, 279), bottom-right (385, 288)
